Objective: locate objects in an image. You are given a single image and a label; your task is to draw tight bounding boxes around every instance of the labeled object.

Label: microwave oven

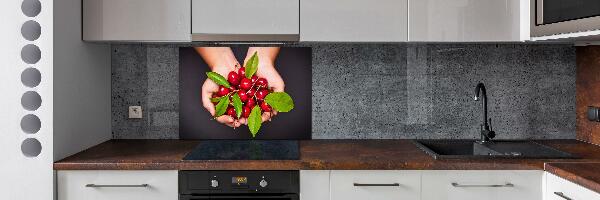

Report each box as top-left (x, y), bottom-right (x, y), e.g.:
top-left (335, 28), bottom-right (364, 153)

top-left (532, 0), bottom-right (600, 37)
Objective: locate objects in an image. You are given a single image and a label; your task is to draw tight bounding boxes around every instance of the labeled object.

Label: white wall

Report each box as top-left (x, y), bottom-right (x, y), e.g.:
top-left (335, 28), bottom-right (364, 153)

top-left (53, 0), bottom-right (111, 161)
top-left (0, 0), bottom-right (54, 199)
top-left (0, 0), bottom-right (110, 198)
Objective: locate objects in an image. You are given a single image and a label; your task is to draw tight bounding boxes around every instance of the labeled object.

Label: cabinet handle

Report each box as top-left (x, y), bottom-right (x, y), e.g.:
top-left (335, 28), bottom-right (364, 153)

top-left (353, 183), bottom-right (400, 187)
top-left (553, 192), bottom-right (573, 200)
top-left (451, 182), bottom-right (514, 188)
top-left (85, 184), bottom-right (149, 188)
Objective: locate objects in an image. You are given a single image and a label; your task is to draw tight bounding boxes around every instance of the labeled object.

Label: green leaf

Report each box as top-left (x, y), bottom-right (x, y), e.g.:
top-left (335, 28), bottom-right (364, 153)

top-left (245, 52), bottom-right (259, 78)
top-left (206, 72), bottom-right (231, 88)
top-left (210, 97), bottom-right (222, 103)
top-left (247, 106), bottom-right (262, 137)
top-left (264, 92), bottom-right (294, 112)
top-left (214, 94), bottom-right (230, 117)
top-left (232, 93), bottom-right (243, 118)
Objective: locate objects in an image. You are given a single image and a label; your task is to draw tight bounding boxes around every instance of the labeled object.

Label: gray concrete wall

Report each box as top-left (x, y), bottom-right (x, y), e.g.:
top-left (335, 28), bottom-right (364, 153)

top-left (111, 44), bottom-right (576, 139)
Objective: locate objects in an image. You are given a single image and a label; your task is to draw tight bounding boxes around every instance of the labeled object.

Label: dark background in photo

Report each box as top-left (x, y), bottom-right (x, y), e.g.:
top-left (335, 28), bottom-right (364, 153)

top-left (179, 47), bottom-right (312, 139)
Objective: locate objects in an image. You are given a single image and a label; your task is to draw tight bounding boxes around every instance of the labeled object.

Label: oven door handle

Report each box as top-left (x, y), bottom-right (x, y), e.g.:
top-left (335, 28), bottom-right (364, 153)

top-left (180, 194), bottom-right (299, 200)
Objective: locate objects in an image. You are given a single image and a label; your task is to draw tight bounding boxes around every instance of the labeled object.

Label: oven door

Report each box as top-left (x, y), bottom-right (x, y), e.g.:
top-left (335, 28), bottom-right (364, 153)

top-left (180, 194), bottom-right (299, 200)
top-left (533, 0), bottom-right (600, 37)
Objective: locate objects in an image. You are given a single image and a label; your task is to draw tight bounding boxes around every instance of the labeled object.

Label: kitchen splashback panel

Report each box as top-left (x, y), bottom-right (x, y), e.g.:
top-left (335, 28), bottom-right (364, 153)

top-left (112, 44), bottom-right (575, 139)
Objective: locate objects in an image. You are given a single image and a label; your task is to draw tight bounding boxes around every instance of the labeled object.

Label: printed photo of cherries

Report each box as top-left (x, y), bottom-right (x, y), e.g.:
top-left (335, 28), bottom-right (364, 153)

top-left (215, 67), bottom-right (273, 117)
top-left (206, 52), bottom-right (294, 138)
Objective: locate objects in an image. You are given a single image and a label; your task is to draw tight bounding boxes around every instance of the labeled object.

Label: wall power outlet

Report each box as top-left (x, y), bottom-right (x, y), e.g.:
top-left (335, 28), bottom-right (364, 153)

top-left (128, 106), bottom-right (143, 119)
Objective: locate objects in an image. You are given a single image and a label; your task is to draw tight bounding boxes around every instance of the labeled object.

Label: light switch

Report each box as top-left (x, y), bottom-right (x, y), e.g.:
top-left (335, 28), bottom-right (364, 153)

top-left (129, 106), bottom-right (143, 119)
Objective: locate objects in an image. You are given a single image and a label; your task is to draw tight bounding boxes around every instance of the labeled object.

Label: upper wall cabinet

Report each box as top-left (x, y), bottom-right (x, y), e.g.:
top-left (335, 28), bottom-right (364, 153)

top-left (191, 0), bottom-right (300, 41)
top-left (82, 0), bottom-right (529, 42)
top-left (409, 0), bottom-right (530, 42)
top-left (300, 0), bottom-right (408, 42)
top-left (82, 0), bottom-right (191, 42)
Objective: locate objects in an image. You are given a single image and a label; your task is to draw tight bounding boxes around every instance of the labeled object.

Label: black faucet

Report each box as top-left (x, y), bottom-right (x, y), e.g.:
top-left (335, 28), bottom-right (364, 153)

top-left (474, 83), bottom-right (495, 143)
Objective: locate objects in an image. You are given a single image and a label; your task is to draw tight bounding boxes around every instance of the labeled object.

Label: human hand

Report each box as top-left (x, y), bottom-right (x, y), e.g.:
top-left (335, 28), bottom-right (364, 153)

top-left (243, 47), bottom-right (283, 123)
top-left (195, 47), bottom-right (243, 128)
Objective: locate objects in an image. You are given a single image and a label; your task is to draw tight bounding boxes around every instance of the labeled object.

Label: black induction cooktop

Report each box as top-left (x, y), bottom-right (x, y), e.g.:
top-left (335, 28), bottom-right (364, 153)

top-left (182, 140), bottom-right (300, 160)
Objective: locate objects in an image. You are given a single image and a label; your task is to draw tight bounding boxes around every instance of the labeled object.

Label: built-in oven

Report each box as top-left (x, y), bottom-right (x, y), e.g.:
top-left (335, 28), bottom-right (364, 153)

top-left (179, 171), bottom-right (299, 200)
top-left (532, 0), bottom-right (600, 37)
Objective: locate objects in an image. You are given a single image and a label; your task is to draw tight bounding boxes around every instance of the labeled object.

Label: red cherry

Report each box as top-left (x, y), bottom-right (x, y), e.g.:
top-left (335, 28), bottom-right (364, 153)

top-left (217, 86), bottom-right (230, 97)
top-left (226, 107), bottom-right (237, 119)
top-left (229, 85), bottom-right (237, 90)
top-left (227, 71), bottom-right (241, 86)
top-left (246, 98), bottom-right (256, 108)
top-left (247, 88), bottom-right (257, 97)
top-left (260, 101), bottom-right (272, 112)
top-left (242, 106), bottom-right (251, 118)
top-left (256, 78), bottom-right (268, 88)
top-left (240, 78), bottom-right (252, 90)
top-left (238, 67), bottom-right (246, 77)
top-left (251, 75), bottom-right (258, 83)
top-left (238, 90), bottom-right (249, 102)
top-left (256, 89), bottom-right (269, 100)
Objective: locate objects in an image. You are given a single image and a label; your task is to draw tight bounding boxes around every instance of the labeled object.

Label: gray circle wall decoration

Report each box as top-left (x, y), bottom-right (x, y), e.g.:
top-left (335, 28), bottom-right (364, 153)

top-left (21, 0), bottom-right (41, 17)
top-left (21, 138), bottom-right (42, 157)
top-left (21, 0), bottom-right (44, 160)
top-left (20, 114), bottom-right (41, 134)
top-left (21, 44), bottom-right (41, 64)
top-left (21, 20), bottom-right (41, 41)
top-left (21, 91), bottom-right (42, 111)
top-left (21, 68), bottom-right (41, 88)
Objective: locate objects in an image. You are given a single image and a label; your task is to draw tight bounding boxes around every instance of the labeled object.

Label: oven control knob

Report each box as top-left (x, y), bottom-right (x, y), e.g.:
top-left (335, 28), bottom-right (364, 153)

top-left (210, 179), bottom-right (219, 188)
top-left (259, 179), bottom-right (268, 188)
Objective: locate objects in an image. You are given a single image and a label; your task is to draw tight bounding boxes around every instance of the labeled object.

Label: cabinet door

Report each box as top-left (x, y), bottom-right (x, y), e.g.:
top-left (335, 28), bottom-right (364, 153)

top-left (300, 170), bottom-right (330, 200)
top-left (82, 0), bottom-right (191, 41)
top-left (422, 170), bottom-right (543, 200)
top-left (57, 170), bottom-right (178, 200)
top-left (300, 0), bottom-right (408, 42)
top-left (330, 170), bottom-right (420, 200)
top-left (409, 0), bottom-right (529, 41)
top-left (191, 0), bottom-right (299, 41)
top-left (545, 172), bottom-right (600, 200)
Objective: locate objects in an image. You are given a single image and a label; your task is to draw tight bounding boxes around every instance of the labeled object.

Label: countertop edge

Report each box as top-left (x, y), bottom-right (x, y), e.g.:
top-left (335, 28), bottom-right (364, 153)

top-left (545, 162), bottom-right (600, 194)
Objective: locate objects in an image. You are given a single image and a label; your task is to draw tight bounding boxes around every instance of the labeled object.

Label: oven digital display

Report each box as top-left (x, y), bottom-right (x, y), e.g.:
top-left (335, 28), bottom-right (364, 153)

top-left (232, 176), bottom-right (248, 185)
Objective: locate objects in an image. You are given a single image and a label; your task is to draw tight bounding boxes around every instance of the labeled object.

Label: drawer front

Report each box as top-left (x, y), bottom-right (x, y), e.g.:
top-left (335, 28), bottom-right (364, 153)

top-left (300, 170), bottom-right (330, 200)
top-left (330, 170), bottom-right (421, 200)
top-left (191, 0), bottom-right (299, 36)
top-left (546, 172), bottom-right (600, 200)
top-left (422, 170), bottom-right (543, 200)
top-left (57, 170), bottom-right (178, 200)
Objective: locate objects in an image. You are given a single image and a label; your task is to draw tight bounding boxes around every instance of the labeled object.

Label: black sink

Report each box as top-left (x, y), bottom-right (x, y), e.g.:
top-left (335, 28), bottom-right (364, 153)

top-left (413, 140), bottom-right (576, 160)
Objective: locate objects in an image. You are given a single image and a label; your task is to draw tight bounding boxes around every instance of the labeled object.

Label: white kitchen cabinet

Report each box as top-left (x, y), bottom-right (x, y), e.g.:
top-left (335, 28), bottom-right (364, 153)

top-left (421, 170), bottom-right (543, 200)
top-left (545, 172), bottom-right (600, 200)
top-left (191, 0), bottom-right (299, 41)
top-left (408, 0), bottom-right (529, 42)
top-left (82, 0), bottom-right (191, 41)
top-left (57, 170), bottom-right (178, 200)
top-left (300, 0), bottom-right (408, 42)
top-left (330, 170), bottom-right (421, 200)
top-left (300, 170), bottom-right (331, 200)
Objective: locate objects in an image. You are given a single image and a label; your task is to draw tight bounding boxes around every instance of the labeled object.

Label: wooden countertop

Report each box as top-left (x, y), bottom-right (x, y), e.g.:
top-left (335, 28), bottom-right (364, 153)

top-left (545, 162), bottom-right (600, 194)
top-left (54, 139), bottom-right (600, 194)
top-left (54, 139), bottom-right (600, 171)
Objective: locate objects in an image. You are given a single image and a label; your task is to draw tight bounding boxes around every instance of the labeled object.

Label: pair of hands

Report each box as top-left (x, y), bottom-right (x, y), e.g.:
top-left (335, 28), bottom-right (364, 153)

top-left (196, 47), bottom-right (284, 128)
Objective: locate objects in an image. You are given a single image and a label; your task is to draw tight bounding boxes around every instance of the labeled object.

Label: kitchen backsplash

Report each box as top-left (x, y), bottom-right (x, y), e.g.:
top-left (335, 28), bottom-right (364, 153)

top-left (112, 44), bottom-right (576, 139)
